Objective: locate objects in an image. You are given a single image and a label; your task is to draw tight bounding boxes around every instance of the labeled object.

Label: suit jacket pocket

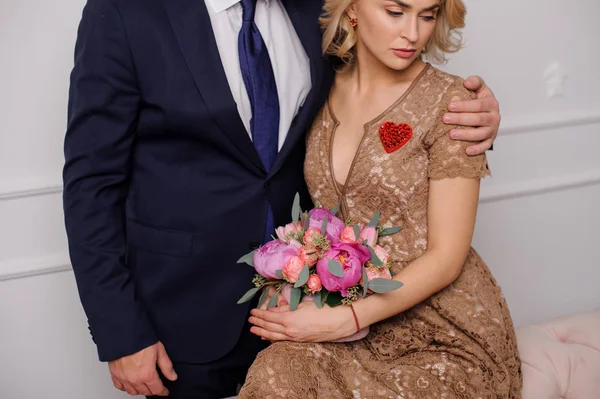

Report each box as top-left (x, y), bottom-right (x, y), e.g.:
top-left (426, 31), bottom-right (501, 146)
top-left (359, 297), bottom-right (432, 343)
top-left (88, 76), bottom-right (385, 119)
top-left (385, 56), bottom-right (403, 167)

top-left (126, 219), bottom-right (193, 258)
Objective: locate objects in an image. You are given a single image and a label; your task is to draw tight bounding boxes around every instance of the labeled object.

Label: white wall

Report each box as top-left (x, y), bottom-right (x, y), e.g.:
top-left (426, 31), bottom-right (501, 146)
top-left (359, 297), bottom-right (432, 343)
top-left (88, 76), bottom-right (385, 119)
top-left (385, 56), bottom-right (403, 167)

top-left (1, 0), bottom-right (599, 398)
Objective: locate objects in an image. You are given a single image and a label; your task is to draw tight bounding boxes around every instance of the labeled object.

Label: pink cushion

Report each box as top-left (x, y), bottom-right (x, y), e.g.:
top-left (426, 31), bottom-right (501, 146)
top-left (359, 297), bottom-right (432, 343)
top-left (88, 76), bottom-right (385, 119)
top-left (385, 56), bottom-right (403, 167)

top-left (516, 308), bottom-right (600, 399)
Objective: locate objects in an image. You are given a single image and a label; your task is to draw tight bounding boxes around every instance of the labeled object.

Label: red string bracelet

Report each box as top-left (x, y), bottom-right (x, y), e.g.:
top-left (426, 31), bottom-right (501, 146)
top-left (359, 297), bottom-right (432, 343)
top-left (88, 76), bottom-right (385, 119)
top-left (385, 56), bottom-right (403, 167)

top-left (349, 304), bottom-right (361, 333)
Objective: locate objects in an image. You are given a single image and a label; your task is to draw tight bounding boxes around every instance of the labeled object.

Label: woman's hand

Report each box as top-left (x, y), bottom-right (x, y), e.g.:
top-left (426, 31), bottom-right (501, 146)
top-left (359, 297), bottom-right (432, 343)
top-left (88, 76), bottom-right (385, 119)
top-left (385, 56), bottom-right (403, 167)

top-left (443, 75), bottom-right (501, 155)
top-left (249, 301), bottom-right (356, 343)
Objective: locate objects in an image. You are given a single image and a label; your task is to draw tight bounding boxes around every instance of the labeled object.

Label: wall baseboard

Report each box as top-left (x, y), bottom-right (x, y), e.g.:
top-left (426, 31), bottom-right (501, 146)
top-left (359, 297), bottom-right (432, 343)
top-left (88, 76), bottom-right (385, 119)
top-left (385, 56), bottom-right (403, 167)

top-left (480, 169), bottom-right (600, 204)
top-left (499, 107), bottom-right (600, 136)
top-left (1, 169), bottom-right (599, 281)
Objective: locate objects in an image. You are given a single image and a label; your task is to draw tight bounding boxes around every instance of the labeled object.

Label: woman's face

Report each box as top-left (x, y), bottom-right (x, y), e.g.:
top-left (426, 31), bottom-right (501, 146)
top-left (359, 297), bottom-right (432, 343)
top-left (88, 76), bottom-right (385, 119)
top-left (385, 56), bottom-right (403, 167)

top-left (349, 0), bottom-right (441, 70)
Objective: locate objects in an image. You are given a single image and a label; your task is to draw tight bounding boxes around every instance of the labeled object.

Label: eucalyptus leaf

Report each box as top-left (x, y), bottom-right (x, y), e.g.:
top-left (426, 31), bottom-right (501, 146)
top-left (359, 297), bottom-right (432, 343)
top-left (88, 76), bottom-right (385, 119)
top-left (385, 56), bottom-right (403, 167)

top-left (275, 269), bottom-right (284, 279)
top-left (367, 245), bottom-right (383, 267)
top-left (327, 259), bottom-right (344, 277)
top-left (368, 278), bottom-right (403, 294)
top-left (362, 267), bottom-right (369, 297)
top-left (291, 193), bottom-right (301, 223)
top-left (314, 291), bottom-right (323, 309)
top-left (237, 287), bottom-right (260, 304)
top-left (379, 226), bottom-right (402, 236)
top-left (367, 211), bottom-right (381, 227)
top-left (257, 288), bottom-right (270, 309)
top-left (331, 200), bottom-right (341, 216)
top-left (303, 212), bottom-right (310, 230)
top-left (294, 265), bottom-right (310, 288)
top-left (237, 250), bottom-right (256, 267)
top-left (320, 215), bottom-right (329, 236)
top-left (353, 224), bottom-right (361, 241)
top-left (267, 291), bottom-right (279, 309)
top-left (289, 287), bottom-right (302, 311)
top-left (325, 292), bottom-right (343, 308)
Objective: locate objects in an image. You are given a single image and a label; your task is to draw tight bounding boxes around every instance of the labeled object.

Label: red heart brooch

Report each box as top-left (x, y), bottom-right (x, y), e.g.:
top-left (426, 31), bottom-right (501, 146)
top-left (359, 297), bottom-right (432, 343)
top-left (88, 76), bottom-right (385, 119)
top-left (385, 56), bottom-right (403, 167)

top-left (379, 122), bottom-right (413, 154)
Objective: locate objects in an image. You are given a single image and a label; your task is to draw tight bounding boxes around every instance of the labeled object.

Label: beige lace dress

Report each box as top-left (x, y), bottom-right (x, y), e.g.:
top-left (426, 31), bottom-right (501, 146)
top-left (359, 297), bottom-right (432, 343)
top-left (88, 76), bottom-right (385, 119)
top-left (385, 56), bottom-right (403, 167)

top-left (239, 65), bottom-right (522, 398)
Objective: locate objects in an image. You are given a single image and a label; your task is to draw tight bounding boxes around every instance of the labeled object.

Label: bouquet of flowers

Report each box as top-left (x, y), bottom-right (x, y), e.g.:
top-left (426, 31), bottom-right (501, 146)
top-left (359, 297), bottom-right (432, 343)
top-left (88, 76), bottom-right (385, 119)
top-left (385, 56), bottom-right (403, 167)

top-left (237, 194), bottom-right (403, 339)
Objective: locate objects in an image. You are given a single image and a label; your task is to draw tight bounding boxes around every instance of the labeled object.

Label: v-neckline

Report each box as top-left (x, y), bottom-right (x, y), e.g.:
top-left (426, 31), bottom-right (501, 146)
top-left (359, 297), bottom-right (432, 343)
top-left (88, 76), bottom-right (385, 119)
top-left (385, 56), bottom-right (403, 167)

top-left (327, 63), bottom-right (431, 194)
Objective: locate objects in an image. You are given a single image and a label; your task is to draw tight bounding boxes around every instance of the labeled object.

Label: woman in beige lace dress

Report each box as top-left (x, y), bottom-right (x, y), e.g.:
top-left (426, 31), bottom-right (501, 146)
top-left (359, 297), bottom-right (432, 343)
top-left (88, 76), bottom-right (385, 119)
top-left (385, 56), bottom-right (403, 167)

top-left (239, 0), bottom-right (522, 397)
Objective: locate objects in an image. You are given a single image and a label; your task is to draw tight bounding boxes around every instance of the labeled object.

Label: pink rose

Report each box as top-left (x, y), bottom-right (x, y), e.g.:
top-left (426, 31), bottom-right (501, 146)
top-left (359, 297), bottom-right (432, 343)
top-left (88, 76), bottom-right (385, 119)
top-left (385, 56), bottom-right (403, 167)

top-left (282, 256), bottom-right (305, 283)
top-left (373, 245), bottom-right (390, 266)
top-left (364, 265), bottom-right (392, 285)
top-left (275, 221), bottom-right (303, 243)
top-left (316, 243), bottom-right (371, 296)
top-left (298, 244), bottom-right (319, 267)
top-left (340, 226), bottom-right (359, 243)
top-left (303, 228), bottom-right (321, 245)
top-left (307, 208), bottom-right (345, 244)
top-left (253, 240), bottom-right (300, 280)
top-left (359, 226), bottom-right (378, 247)
top-left (307, 274), bottom-right (323, 293)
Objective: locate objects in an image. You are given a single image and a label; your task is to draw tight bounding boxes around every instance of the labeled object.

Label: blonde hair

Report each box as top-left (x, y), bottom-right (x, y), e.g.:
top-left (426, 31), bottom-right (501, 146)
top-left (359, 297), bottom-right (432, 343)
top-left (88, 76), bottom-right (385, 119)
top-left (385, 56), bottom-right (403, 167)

top-left (320, 0), bottom-right (467, 66)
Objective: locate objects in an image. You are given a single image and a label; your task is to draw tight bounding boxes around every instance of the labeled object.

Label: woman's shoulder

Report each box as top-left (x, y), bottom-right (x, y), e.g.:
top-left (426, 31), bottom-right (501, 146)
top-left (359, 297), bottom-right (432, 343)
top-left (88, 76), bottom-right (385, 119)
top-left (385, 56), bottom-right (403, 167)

top-left (424, 66), bottom-right (477, 102)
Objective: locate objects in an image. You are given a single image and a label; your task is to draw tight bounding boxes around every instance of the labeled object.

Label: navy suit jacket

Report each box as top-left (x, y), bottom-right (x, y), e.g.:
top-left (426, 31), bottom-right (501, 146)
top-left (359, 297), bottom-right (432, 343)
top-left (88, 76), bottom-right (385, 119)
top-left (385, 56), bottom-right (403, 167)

top-left (63, 0), bottom-right (333, 362)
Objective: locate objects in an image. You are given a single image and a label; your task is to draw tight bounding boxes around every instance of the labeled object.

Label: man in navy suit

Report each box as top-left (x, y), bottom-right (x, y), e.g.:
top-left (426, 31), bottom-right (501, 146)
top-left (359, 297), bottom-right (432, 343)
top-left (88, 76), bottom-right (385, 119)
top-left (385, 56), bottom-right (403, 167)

top-left (63, 0), bottom-right (501, 397)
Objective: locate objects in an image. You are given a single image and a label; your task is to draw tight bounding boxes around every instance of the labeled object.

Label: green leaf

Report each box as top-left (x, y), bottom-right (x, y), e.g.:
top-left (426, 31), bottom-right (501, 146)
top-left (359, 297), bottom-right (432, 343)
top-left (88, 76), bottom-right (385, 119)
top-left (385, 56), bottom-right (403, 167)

top-left (353, 224), bottom-right (361, 241)
top-left (368, 278), bottom-right (403, 294)
top-left (313, 291), bottom-right (323, 309)
top-left (325, 292), bottom-right (343, 307)
top-left (303, 212), bottom-right (310, 230)
top-left (289, 287), bottom-right (302, 311)
top-left (294, 265), bottom-right (310, 288)
top-left (320, 215), bottom-right (329, 236)
top-left (331, 200), bottom-right (341, 215)
top-left (379, 226), bottom-right (402, 236)
top-left (257, 288), bottom-right (270, 308)
top-left (275, 269), bottom-right (283, 279)
top-left (237, 287), bottom-right (260, 304)
top-left (267, 291), bottom-right (279, 309)
top-left (237, 250), bottom-right (256, 266)
top-left (291, 193), bottom-right (301, 224)
top-left (327, 259), bottom-right (344, 277)
top-left (367, 245), bottom-right (383, 267)
top-left (362, 267), bottom-right (369, 297)
top-left (367, 211), bottom-right (381, 227)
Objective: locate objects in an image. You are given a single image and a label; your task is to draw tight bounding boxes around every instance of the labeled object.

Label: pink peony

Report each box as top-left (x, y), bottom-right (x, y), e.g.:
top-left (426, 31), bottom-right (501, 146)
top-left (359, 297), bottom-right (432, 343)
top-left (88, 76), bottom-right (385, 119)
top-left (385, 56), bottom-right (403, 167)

top-left (275, 221), bottom-right (303, 243)
top-left (303, 228), bottom-right (321, 245)
top-left (307, 274), bottom-right (323, 293)
top-left (316, 243), bottom-right (371, 296)
top-left (373, 245), bottom-right (390, 266)
top-left (282, 256), bottom-right (305, 283)
top-left (253, 240), bottom-right (300, 280)
top-left (298, 244), bottom-right (319, 267)
top-left (307, 208), bottom-right (345, 244)
top-left (359, 226), bottom-right (378, 247)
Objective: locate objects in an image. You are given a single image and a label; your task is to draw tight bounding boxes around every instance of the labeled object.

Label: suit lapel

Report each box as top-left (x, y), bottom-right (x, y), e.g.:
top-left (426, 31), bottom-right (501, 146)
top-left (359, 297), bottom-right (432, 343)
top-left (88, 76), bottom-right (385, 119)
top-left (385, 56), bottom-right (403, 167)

top-left (164, 0), bottom-right (265, 174)
top-left (271, 0), bottom-right (328, 176)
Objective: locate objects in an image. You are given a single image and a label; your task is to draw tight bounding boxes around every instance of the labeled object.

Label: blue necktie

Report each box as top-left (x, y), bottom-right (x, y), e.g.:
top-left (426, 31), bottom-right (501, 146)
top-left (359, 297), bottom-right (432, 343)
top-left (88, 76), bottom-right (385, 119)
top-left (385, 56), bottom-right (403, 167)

top-left (238, 0), bottom-right (279, 242)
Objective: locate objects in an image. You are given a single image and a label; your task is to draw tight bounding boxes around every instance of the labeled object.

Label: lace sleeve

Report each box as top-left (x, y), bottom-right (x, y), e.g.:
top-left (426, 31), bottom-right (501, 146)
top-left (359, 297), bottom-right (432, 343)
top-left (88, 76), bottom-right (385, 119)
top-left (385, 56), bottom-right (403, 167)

top-left (425, 81), bottom-right (491, 180)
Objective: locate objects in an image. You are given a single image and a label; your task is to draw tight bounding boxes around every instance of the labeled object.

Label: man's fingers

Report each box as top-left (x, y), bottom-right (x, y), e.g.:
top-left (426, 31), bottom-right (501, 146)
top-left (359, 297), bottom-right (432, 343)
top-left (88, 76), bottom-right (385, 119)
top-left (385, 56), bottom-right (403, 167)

top-left (448, 127), bottom-right (493, 142)
top-left (448, 96), bottom-right (497, 114)
top-left (248, 316), bottom-right (288, 334)
top-left (111, 376), bottom-right (125, 391)
top-left (443, 112), bottom-right (494, 128)
top-left (157, 342), bottom-right (178, 382)
top-left (146, 373), bottom-right (170, 397)
top-left (133, 382), bottom-right (152, 396)
top-left (465, 138), bottom-right (494, 156)
top-left (122, 382), bottom-right (139, 396)
top-left (463, 75), bottom-right (487, 93)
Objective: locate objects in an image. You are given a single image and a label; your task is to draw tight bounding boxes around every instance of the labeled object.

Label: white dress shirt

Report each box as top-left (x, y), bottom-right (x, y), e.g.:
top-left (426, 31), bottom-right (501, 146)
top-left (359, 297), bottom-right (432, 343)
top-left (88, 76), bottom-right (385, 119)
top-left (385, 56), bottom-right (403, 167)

top-left (205, 0), bottom-right (312, 151)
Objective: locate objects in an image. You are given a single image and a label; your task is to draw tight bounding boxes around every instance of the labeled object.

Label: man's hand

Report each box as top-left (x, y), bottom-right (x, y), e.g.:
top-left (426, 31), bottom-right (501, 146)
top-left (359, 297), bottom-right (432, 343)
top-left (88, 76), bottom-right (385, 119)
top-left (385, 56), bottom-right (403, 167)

top-left (108, 341), bottom-right (177, 396)
top-left (443, 75), bottom-right (501, 156)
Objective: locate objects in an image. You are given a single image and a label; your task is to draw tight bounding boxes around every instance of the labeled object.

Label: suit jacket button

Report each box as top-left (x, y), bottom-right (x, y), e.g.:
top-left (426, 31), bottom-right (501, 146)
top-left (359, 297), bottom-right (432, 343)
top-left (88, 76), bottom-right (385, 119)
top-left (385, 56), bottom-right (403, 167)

top-left (249, 240), bottom-right (260, 250)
